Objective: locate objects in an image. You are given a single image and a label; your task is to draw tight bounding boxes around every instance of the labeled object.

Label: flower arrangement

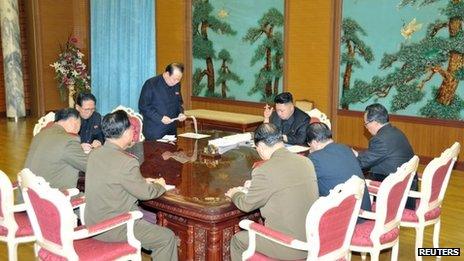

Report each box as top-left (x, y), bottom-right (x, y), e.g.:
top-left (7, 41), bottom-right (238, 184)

top-left (50, 36), bottom-right (91, 106)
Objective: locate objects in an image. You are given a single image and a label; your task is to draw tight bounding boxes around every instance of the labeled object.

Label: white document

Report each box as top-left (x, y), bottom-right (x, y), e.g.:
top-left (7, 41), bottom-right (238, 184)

top-left (157, 135), bottom-right (177, 143)
top-left (208, 133), bottom-right (253, 154)
top-left (286, 145), bottom-right (310, 153)
top-left (177, 132), bottom-right (211, 139)
top-left (165, 184), bottom-right (176, 191)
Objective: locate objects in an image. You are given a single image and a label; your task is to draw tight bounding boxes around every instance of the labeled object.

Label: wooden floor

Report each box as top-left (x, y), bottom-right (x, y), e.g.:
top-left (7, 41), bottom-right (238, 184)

top-left (0, 117), bottom-right (463, 260)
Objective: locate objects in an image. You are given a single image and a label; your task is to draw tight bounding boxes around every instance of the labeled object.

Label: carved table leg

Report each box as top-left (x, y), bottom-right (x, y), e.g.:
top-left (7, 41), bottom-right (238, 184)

top-left (207, 227), bottom-right (221, 260)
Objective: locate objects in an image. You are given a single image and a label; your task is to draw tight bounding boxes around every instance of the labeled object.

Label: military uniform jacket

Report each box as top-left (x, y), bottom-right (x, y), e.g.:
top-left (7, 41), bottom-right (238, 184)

top-left (138, 74), bottom-right (184, 140)
top-left (25, 124), bottom-right (87, 189)
top-left (270, 107), bottom-right (310, 145)
top-left (84, 142), bottom-right (166, 226)
top-left (232, 148), bottom-right (319, 242)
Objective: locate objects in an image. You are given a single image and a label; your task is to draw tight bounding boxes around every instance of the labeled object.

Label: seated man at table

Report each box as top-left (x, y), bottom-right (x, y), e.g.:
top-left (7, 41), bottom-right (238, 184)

top-left (25, 108), bottom-right (87, 190)
top-left (226, 123), bottom-right (318, 261)
top-left (306, 122), bottom-right (371, 219)
top-left (84, 110), bottom-right (178, 261)
top-left (263, 92), bottom-right (310, 145)
top-left (354, 103), bottom-right (417, 209)
top-left (75, 92), bottom-right (104, 152)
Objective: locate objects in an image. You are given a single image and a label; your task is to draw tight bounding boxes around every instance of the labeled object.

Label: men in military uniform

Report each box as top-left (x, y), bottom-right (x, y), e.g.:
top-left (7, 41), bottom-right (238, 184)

top-left (138, 63), bottom-right (187, 140)
top-left (75, 92), bottom-right (104, 152)
top-left (84, 110), bottom-right (178, 261)
top-left (226, 123), bottom-right (319, 260)
top-left (25, 108), bottom-right (87, 190)
top-left (263, 92), bottom-right (310, 145)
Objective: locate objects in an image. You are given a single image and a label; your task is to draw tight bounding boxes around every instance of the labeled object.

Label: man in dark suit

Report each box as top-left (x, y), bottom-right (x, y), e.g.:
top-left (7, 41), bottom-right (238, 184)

top-left (138, 63), bottom-right (187, 140)
top-left (354, 103), bottom-right (417, 209)
top-left (307, 122), bottom-right (371, 218)
top-left (226, 123), bottom-right (319, 260)
top-left (263, 92), bottom-right (310, 145)
top-left (75, 92), bottom-right (104, 153)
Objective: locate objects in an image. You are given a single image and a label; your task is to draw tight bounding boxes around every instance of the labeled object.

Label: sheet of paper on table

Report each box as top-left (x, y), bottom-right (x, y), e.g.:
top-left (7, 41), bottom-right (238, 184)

top-left (208, 133), bottom-right (253, 154)
top-left (157, 135), bottom-right (177, 143)
top-left (177, 132), bottom-right (211, 139)
top-left (286, 145), bottom-right (310, 153)
top-left (165, 184), bottom-right (176, 191)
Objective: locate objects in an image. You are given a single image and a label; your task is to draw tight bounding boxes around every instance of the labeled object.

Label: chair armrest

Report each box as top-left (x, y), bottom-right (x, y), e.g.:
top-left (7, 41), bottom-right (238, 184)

top-left (359, 209), bottom-right (376, 220)
top-left (12, 203), bottom-right (26, 212)
top-left (71, 196), bottom-right (86, 208)
top-left (408, 190), bottom-right (422, 198)
top-left (73, 211), bottom-right (143, 240)
top-left (60, 188), bottom-right (80, 198)
top-left (239, 220), bottom-right (307, 251)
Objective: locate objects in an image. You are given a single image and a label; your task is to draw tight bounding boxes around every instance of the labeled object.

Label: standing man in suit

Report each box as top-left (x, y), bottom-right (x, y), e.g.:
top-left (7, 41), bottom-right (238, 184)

top-left (226, 123), bottom-right (319, 260)
top-left (75, 92), bottom-right (104, 153)
top-left (25, 108), bottom-right (87, 190)
top-left (354, 103), bottom-right (417, 209)
top-left (84, 110), bottom-right (178, 261)
top-left (139, 63), bottom-right (187, 140)
top-left (263, 92), bottom-right (310, 145)
top-left (307, 122), bottom-right (371, 218)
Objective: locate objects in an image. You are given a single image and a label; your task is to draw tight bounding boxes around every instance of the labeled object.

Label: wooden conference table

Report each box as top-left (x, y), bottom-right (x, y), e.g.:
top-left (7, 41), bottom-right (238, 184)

top-left (138, 131), bottom-right (262, 261)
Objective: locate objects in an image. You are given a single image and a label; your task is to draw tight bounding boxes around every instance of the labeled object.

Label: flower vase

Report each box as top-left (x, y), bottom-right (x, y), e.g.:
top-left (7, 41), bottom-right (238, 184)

top-left (68, 85), bottom-right (76, 108)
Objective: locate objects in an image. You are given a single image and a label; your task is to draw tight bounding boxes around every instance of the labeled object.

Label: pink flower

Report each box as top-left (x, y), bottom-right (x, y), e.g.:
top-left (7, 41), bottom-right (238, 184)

top-left (70, 36), bottom-right (78, 44)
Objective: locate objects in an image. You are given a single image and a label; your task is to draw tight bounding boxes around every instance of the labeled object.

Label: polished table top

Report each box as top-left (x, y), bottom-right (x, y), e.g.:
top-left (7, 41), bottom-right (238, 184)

top-left (138, 130), bottom-right (261, 218)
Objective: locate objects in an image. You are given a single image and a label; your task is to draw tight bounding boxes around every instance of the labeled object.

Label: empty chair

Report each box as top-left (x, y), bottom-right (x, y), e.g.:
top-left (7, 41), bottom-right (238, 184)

top-left (350, 156), bottom-right (419, 261)
top-left (239, 175), bottom-right (365, 261)
top-left (0, 170), bottom-right (35, 261)
top-left (21, 168), bottom-right (143, 260)
top-left (400, 142), bottom-right (460, 260)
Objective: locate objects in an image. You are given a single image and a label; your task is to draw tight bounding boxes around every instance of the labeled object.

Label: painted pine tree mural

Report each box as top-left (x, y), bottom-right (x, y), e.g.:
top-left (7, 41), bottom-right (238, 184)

top-left (340, 18), bottom-right (374, 109)
top-left (243, 8), bottom-right (284, 102)
top-left (342, 0), bottom-right (464, 119)
top-left (192, 0), bottom-right (236, 96)
top-left (216, 49), bottom-right (243, 99)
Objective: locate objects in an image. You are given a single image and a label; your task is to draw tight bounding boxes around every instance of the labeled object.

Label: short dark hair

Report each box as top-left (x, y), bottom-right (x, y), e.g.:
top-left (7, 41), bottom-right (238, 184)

top-left (306, 122), bottom-right (332, 143)
top-left (54, 108), bottom-right (80, 122)
top-left (165, 63), bottom-right (184, 75)
top-left (102, 110), bottom-right (131, 139)
top-left (274, 92), bottom-right (293, 104)
top-left (76, 92), bottom-right (96, 107)
top-left (365, 103), bottom-right (389, 124)
top-left (253, 123), bottom-right (283, 146)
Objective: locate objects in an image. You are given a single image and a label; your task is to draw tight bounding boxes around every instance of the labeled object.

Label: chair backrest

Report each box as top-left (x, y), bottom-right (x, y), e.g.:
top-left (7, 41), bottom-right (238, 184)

top-left (20, 168), bottom-right (78, 259)
top-left (0, 170), bottom-right (17, 235)
top-left (33, 112), bottom-right (56, 136)
top-left (418, 142), bottom-right (460, 213)
top-left (372, 156), bottom-right (419, 242)
top-left (306, 175), bottom-right (365, 260)
top-left (112, 105), bottom-right (145, 142)
top-left (295, 100), bottom-right (314, 112)
top-left (307, 108), bottom-right (331, 129)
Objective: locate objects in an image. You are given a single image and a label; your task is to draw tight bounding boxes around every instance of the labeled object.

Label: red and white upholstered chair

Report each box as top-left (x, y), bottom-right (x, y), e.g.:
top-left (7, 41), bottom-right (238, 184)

top-left (18, 168), bottom-right (87, 225)
top-left (307, 109), bottom-right (331, 129)
top-left (0, 170), bottom-right (35, 261)
top-left (239, 175), bottom-right (366, 261)
top-left (350, 156), bottom-right (419, 261)
top-left (400, 142), bottom-right (460, 260)
top-left (32, 112), bottom-right (56, 136)
top-left (20, 169), bottom-right (143, 261)
top-left (112, 105), bottom-right (145, 142)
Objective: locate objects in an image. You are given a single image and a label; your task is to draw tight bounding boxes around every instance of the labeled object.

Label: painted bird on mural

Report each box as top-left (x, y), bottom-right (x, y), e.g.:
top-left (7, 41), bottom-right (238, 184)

top-left (400, 18), bottom-right (422, 39)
